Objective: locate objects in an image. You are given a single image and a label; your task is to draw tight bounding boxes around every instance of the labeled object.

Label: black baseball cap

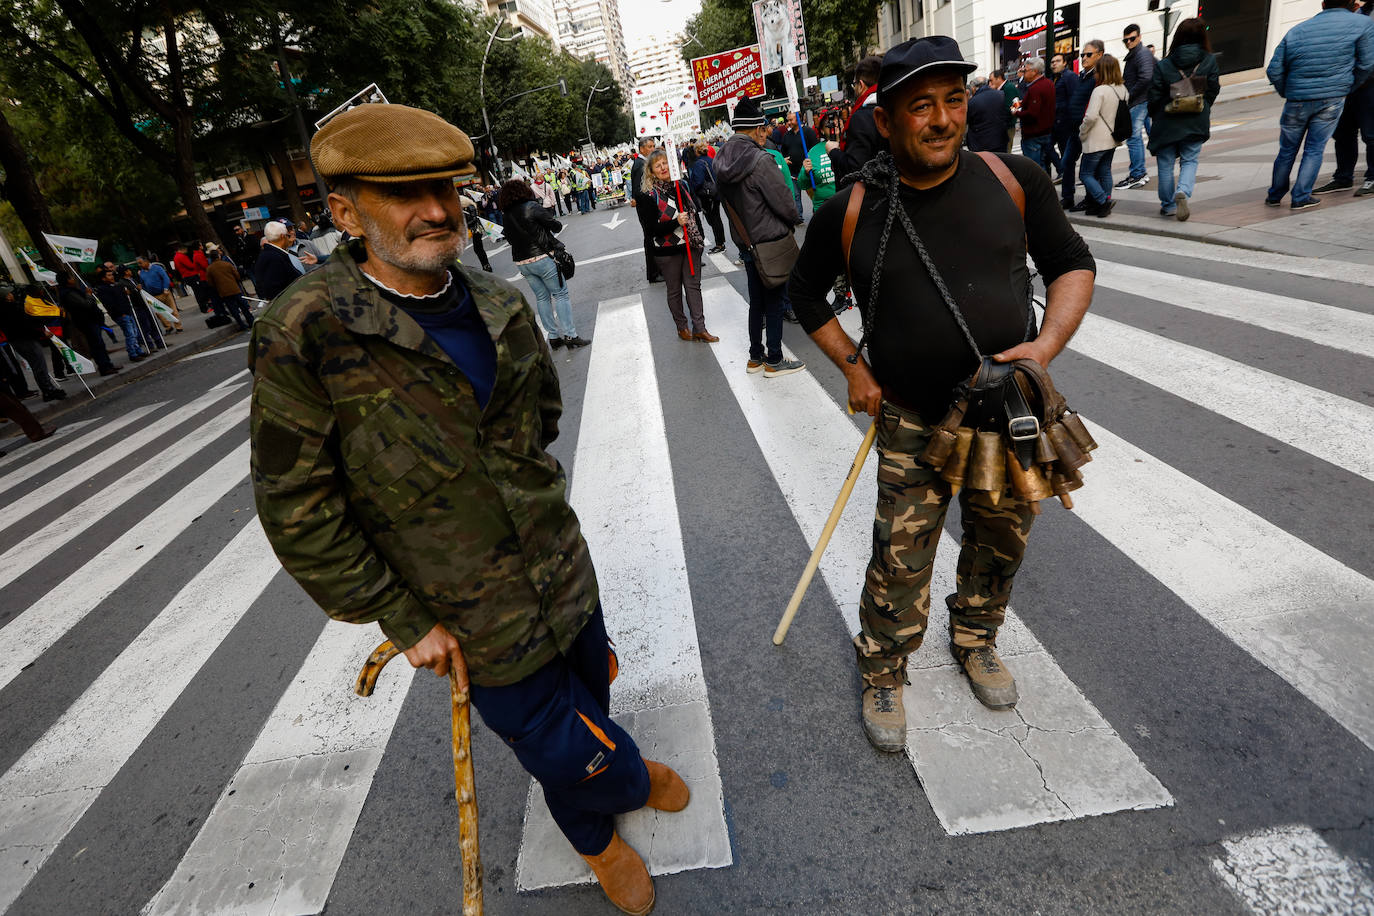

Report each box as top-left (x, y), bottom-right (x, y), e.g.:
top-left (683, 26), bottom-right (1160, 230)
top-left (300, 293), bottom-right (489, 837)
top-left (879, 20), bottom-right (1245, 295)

top-left (878, 36), bottom-right (979, 103)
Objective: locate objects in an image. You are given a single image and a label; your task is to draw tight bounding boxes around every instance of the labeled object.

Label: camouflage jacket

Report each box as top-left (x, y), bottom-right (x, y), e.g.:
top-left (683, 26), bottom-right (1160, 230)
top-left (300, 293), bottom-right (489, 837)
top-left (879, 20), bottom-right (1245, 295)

top-left (248, 246), bottom-right (598, 686)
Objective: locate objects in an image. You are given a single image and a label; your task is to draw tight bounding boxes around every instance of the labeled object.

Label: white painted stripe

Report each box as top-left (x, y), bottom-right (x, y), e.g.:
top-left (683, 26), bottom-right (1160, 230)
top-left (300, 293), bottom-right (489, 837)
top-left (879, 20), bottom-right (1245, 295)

top-left (0, 518), bottom-right (280, 912)
top-left (517, 293), bottom-right (731, 889)
top-left (0, 396), bottom-right (249, 592)
top-left (0, 441), bottom-right (251, 694)
top-left (143, 621), bottom-right (413, 916)
top-left (704, 279), bottom-right (1171, 834)
top-left (211, 367), bottom-right (251, 389)
top-left (1069, 313), bottom-right (1374, 479)
top-left (1076, 226), bottom-right (1374, 288)
top-left (0, 386), bottom-right (243, 528)
top-left (0, 418), bottom-right (101, 473)
top-left (1093, 260), bottom-right (1374, 359)
top-left (184, 341), bottom-right (248, 361)
top-left (707, 251), bottom-right (739, 274)
top-left (0, 404), bottom-right (162, 499)
top-left (1070, 423), bottom-right (1374, 751)
top-left (1212, 825), bottom-right (1374, 915)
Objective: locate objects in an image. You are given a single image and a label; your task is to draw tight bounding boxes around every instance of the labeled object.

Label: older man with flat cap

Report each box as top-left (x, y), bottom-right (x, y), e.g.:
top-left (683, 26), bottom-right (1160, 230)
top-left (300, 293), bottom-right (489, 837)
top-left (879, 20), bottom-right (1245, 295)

top-left (788, 38), bottom-right (1097, 752)
top-left (248, 103), bottom-right (687, 915)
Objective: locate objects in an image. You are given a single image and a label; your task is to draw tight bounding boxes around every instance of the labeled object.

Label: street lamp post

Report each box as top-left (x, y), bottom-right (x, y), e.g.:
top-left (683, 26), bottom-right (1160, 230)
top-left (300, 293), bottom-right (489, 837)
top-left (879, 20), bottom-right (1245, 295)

top-left (585, 80), bottom-right (614, 152)
top-left (479, 16), bottom-right (521, 182)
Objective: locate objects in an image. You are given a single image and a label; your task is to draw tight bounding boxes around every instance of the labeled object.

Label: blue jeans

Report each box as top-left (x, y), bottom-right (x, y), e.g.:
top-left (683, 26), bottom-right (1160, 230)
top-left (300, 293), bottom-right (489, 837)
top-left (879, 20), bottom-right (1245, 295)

top-left (116, 314), bottom-right (148, 358)
top-left (1155, 139), bottom-right (1205, 211)
top-left (1021, 134), bottom-right (1055, 173)
top-left (1126, 101), bottom-right (1150, 180)
top-left (1080, 149), bottom-right (1116, 205)
top-left (742, 253), bottom-right (786, 364)
top-left (519, 256), bottom-right (577, 339)
top-left (1268, 97), bottom-right (1346, 204)
top-left (577, 189), bottom-right (590, 213)
top-left (791, 182), bottom-right (804, 221)
top-left (1059, 134), bottom-right (1082, 203)
top-left (470, 605), bottom-right (649, 856)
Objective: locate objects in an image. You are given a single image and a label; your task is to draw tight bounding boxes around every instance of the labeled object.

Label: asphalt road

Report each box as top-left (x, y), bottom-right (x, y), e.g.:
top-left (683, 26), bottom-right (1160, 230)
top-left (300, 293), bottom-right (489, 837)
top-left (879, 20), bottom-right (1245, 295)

top-left (0, 184), bottom-right (1371, 916)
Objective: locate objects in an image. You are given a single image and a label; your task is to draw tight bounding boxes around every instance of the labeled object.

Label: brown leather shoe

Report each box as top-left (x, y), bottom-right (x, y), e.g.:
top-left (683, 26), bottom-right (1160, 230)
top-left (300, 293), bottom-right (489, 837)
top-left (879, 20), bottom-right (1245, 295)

top-left (677, 328), bottom-right (693, 341)
top-left (692, 329), bottom-right (719, 343)
top-left (581, 831), bottom-right (655, 915)
top-left (643, 758), bottom-right (690, 812)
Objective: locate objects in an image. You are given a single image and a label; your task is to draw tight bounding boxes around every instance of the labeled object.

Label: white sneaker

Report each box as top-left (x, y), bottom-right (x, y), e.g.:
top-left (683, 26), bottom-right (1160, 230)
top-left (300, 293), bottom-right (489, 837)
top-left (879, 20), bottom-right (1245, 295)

top-left (1356, 180), bottom-right (1374, 198)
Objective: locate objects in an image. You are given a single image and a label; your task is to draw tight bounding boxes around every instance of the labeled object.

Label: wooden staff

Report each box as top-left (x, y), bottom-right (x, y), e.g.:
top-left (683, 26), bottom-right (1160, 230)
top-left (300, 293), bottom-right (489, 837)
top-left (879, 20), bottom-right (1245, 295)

top-left (356, 640), bottom-right (484, 915)
top-left (773, 418), bottom-right (878, 645)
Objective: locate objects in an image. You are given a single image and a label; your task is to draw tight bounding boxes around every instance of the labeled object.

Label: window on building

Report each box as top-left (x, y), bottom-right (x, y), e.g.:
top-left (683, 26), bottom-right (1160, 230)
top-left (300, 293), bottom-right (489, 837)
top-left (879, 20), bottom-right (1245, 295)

top-left (888, 0), bottom-right (903, 35)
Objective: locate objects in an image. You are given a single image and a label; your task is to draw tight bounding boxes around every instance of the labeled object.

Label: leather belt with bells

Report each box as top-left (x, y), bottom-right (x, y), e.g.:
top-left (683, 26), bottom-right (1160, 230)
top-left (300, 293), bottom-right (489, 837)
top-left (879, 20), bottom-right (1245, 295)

top-left (1003, 375), bottom-right (1040, 471)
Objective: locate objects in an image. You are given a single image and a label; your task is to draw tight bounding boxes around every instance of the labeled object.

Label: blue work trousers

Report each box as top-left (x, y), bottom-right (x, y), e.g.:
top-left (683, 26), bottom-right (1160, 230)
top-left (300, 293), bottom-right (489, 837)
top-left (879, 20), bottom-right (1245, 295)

top-left (469, 605), bottom-right (649, 856)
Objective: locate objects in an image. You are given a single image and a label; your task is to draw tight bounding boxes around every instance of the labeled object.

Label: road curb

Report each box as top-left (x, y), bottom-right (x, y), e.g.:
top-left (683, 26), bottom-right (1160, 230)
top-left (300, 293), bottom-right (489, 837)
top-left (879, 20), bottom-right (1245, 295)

top-left (1065, 213), bottom-right (1286, 255)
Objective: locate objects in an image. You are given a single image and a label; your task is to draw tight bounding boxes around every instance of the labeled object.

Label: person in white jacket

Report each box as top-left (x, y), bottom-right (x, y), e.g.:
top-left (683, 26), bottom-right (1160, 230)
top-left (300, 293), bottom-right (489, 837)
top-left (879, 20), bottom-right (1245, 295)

top-left (1078, 53), bottom-right (1129, 217)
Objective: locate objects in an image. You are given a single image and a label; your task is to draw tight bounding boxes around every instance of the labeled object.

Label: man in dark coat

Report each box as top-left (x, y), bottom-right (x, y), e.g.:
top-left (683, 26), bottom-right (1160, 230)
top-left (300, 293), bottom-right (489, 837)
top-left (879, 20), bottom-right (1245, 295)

top-left (965, 77), bottom-right (1008, 152)
top-left (253, 221), bottom-right (310, 301)
top-left (629, 136), bottom-right (662, 282)
top-left (1050, 53), bottom-right (1080, 180)
top-left (1120, 23), bottom-right (1157, 188)
top-left (1063, 40), bottom-right (1103, 209)
top-left (827, 55), bottom-right (886, 180)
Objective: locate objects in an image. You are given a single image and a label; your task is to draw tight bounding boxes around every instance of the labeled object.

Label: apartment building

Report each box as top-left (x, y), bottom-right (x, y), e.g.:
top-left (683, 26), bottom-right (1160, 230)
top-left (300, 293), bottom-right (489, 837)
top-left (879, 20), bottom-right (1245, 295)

top-left (554, 0), bottom-right (633, 89)
top-left (629, 31), bottom-right (694, 88)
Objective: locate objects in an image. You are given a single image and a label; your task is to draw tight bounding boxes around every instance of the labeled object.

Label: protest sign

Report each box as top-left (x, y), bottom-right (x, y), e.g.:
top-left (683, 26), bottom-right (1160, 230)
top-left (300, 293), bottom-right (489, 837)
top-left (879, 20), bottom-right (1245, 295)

top-left (631, 83), bottom-right (700, 138)
top-left (690, 45), bottom-right (766, 109)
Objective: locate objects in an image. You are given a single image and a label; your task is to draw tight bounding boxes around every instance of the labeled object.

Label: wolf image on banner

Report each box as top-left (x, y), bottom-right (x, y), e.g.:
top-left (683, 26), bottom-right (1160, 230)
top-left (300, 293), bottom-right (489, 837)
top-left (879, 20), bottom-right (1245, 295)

top-left (753, 0), bottom-right (807, 74)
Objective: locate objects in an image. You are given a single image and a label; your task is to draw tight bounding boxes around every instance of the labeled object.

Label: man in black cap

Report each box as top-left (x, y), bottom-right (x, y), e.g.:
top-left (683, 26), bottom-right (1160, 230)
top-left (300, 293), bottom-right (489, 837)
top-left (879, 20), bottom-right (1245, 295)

top-left (713, 95), bottom-right (807, 378)
top-left (787, 36), bottom-right (1097, 753)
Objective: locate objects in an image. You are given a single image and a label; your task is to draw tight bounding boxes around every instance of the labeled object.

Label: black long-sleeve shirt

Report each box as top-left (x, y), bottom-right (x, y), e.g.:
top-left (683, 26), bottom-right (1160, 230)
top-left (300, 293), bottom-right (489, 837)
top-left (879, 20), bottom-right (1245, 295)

top-left (790, 152), bottom-right (1096, 421)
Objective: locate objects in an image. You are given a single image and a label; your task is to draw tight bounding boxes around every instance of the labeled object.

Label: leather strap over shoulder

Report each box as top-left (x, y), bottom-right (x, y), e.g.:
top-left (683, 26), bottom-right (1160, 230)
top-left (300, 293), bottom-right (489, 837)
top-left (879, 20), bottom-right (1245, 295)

top-left (974, 151), bottom-right (1025, 220)
top-left (841, 181), bottom-right (866, 292)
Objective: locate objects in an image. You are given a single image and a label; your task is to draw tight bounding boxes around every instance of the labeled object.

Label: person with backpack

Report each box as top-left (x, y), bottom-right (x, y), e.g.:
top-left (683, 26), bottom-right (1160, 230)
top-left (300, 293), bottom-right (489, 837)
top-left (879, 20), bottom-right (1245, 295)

top-left (1078, 54), bottom-right (1130, 217)
top-left (1148, 18), bottom-right (1222, 221)
top-left (687, 142), bottom-right (727, 253)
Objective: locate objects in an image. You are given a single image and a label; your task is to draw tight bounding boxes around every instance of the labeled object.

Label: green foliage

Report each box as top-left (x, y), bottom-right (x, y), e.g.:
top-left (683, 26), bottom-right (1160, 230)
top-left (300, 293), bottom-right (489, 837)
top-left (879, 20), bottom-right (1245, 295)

top-left (682, 0), bottom-right (883, 83)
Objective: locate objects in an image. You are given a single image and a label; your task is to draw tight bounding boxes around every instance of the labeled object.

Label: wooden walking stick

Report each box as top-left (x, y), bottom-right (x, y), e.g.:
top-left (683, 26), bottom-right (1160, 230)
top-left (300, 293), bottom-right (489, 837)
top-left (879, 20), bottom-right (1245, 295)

top-left (356, 639), bottom-right (484, 916)
top-left (773, 418), bottom-right (878, 645)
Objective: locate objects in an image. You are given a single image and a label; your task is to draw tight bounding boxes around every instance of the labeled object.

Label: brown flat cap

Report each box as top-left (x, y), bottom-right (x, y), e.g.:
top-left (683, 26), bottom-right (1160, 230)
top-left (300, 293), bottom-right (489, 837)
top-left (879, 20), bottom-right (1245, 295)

top-left (311, 104), bottom-right (477, 184)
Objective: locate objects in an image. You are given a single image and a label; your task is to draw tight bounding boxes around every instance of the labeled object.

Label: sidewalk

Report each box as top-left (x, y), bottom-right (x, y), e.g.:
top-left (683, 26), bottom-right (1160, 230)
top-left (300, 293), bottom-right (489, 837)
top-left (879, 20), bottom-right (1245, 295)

top-left (8, 287), bottom-right (251, 436)
top-left (1064, 91), bottom-right (1372, 263)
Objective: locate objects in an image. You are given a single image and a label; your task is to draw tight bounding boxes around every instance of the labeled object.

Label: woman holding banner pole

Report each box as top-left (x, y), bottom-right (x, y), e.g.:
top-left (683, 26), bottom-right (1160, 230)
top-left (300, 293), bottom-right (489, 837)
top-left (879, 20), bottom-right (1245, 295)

top-left (637, 148), bottom-right (717, 342)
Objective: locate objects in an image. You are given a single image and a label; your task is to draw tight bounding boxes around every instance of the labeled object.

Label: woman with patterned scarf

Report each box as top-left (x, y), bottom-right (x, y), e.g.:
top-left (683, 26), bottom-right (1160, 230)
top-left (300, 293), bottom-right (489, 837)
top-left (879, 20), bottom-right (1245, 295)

top-left (635, 148), bottom-right (718, 342)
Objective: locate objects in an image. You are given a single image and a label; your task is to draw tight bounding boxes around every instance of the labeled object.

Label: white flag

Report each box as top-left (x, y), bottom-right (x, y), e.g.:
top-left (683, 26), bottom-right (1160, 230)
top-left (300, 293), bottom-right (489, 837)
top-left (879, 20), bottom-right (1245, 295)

top-left (50, 337), bottom-right (98, 375)
top-left (41, 232), bottom-right (99, 264)
top-left (477, 217), bottom-right (504, 243)
top-left (20, 248), bottom-right (57, 283)
top-left (141, 289), bottom-right (176, 321)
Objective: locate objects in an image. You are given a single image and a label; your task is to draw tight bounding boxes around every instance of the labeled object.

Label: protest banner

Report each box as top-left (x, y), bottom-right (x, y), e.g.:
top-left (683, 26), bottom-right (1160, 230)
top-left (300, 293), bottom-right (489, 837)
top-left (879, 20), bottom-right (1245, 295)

top-left (631, 83), bottom-right (700, 138)
top-left (40, 233), bottom-right (98, 264)
top-left (752, 0), bottom-right (809, 74)
top-left (690, 44), bottom-right (766, 109)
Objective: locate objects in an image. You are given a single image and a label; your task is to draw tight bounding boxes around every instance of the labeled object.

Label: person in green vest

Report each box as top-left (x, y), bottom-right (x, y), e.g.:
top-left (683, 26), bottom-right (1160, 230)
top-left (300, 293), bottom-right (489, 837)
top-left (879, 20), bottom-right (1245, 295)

top-left (802, 130), bottom-right (838, 208)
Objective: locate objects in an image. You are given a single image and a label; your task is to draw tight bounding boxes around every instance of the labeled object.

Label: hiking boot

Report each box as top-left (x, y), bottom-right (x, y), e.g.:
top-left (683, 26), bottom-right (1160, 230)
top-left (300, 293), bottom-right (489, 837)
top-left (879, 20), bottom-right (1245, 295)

top-left (581, 832), bottom-right (655, 915)
top-left (642, 759), bottom-right (690, 812)
top-left (549, 337), bottom-right (565, 349)
top-left (861, 684), bottom-right (906, 753)
top-left (764, 357), bottom-right (805, 378)
top-left (1312, 179), bottom-right (1352, 194)
top-left (563, 336), bottom-right (592, 349)
top-left (1356, 180), bottom-right (1374, 198)
top-left (951, 643), bottom-right (1019, 710)
top-left (746, 358), bottom-right (766, 374)
top-left (1174, 192), bottom-right (1190, 222)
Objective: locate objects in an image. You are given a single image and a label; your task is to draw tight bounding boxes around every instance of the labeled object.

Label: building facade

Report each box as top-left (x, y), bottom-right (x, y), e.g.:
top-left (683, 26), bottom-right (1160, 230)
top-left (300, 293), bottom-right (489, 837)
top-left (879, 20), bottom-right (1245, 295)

top-left (554, 0), bottom-right (633, 89)
top-left (482, 0), bottom-right (560, 45)
top-left (628, 32), bottom-right (694, 89)
top-left (876, 1), bottom-right (1320, 79)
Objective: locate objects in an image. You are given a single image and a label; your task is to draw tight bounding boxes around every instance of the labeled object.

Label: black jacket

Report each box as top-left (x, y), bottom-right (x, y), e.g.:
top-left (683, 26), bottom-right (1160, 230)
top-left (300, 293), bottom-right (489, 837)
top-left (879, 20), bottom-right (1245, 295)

top-left (635, 179), bottom-right (700, 253)
top-left (778, 125), bottom-right (820, 179)
top-left (60, 284), bottom-right (105, 325)
top-left (94, 281), bottom-right (136, 320)
top-left (828, 100), bottom-right (885, 181)
top-left (1067, 67), bottom-right (1097, 127)
top-left (966, 85), bottom-right (1009, 152)
top-left (1124, 43), bottom-right (1156, 108)
top-left (500, 199), bottom-right (562, 262)
top-left (1053, 69), bottom-right (1081, 133)
top-left (254, 243), bottom-right (305, 302)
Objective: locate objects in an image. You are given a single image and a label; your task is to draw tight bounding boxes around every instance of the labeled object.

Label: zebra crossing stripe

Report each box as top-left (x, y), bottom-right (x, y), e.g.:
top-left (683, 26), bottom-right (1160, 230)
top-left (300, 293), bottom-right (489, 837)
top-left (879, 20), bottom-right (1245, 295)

top-left (142, 620), bottom-right (414, 916)
top-left (700, 279), bottom-right (1171, 834)
top-left (0, 404), bottom-right (162, 499)
top-left (1070, 312), bottom-right (1374, 479)
top-left (706, 251), bottom-right (739, 274)
top-left (0, 385), bottom-right (244, 532)
top-left (517, 293), bottom-right (732, 891)
top-left (1212, 825), bottom-right (1374, 915)
top-left (1068, 423), bottom-right (1374, 752)
top-left (0, 417), bottom-right (102, 474)
top-left (0, 518), bottom-right (281, 913)
top-left (1092, 260), bottom-right (1374, 360)
top-left (0, 396), bottom-right (249, 593)
top-left (0, 440), bottom-right (251, 694)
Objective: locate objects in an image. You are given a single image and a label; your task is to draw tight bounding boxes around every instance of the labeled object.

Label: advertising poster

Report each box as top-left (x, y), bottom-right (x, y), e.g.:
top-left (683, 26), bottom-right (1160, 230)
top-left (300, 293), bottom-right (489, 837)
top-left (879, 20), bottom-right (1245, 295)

top-left (631, 83), bottom-right (701, 138)
top-left (690, 44), bottom-right (766, 109)
top-left (989, 4), bottom-right (1081, 71)
top-left (752, 0), bottom-right (808, 75)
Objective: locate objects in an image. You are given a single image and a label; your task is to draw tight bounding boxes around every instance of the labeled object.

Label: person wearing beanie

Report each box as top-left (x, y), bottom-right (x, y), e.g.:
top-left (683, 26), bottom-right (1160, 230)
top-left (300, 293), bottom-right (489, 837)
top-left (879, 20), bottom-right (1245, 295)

top-left (248, 102), bottom-right (689, 916)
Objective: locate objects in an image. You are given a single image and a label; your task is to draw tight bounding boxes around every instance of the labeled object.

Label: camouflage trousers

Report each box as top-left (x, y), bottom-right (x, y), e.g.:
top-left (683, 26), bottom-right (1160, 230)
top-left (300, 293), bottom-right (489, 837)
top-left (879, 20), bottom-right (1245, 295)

top-left (855, 401), bottom-right (1036, 688)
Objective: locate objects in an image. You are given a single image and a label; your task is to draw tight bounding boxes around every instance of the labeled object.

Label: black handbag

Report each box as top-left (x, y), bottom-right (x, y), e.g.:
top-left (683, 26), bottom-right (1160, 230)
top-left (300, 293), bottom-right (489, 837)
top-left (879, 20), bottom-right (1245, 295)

top-left (549, 245), bottom-right (575, 281)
